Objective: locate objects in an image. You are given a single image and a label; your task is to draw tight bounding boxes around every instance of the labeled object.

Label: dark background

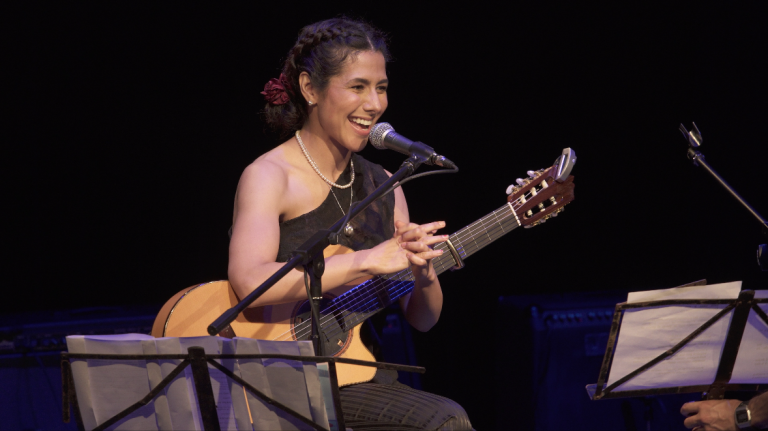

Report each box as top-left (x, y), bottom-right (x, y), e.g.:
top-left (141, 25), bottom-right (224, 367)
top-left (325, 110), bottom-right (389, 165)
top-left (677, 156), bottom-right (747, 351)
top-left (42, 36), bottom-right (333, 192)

top-left (7, 2), bottom-right (767, 429)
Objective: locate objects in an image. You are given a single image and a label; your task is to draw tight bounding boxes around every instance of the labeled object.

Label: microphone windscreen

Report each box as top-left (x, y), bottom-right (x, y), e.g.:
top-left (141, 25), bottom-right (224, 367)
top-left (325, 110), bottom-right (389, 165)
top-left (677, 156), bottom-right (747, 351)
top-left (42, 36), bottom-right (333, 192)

top-left (369, 122), bottom-right (394, 150)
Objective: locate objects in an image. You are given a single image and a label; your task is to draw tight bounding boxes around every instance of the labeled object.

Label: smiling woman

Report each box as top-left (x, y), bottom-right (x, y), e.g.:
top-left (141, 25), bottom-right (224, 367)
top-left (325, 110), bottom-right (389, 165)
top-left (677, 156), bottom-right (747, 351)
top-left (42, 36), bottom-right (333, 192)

top-left (227, 17), bottom-right (472, 430)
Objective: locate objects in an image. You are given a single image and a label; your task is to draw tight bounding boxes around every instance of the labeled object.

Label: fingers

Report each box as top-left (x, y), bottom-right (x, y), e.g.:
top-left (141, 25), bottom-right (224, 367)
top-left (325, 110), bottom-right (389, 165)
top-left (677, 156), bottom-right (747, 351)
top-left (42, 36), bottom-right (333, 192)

top-left (393, 220), bottom-right (414, 235)
top-left (683, 415), bottom-right (700, 429)
top-left (680, 402), bottom-right (704, 430)
top-left (421, 235), bottom-right (449, 246)
top-left (416, 221), bottom-right (446, 235)
top-left (680, 402), bottom-right (700, 417)
top-left (406, 252), bottom-right (427, 266)
top-left (395, 221), bottom-right (446, 242)
top-left (395, 220), bottom-right (445, 236)
top-left (405, 250), bottom-right (443, 267)
top-left (400, 241), bottom-right (443, 254)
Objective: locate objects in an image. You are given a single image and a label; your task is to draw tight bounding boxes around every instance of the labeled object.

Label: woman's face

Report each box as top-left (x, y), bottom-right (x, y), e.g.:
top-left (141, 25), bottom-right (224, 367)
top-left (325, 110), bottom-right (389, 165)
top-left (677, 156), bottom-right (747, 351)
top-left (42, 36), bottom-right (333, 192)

top-left (314, 50), bottom-right (388, 152)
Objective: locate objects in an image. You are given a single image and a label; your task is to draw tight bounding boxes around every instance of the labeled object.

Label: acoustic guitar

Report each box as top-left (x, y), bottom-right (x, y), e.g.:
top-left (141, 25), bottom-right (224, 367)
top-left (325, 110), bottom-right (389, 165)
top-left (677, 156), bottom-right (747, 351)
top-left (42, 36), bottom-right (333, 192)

top-left (152, 148), bottom-right (577, 387)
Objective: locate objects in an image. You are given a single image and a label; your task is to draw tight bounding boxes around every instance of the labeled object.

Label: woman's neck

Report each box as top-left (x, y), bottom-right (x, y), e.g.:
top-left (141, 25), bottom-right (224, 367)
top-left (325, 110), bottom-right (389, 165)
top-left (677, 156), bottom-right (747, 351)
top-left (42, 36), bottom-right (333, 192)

top-left (297, 126), bottom-right (352, 178)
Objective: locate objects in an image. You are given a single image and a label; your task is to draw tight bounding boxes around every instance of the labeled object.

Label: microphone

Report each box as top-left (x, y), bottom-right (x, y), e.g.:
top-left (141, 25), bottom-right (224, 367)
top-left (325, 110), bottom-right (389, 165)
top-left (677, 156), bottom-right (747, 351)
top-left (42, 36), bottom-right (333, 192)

top-left (369, 123), bottom-right (457, 169)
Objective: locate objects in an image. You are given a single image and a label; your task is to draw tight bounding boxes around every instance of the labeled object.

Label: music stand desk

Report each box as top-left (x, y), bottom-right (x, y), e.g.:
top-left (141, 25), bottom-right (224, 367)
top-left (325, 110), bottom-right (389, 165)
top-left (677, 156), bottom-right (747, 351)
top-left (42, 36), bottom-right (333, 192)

top-left (589, 289), bottom-right (768, 401)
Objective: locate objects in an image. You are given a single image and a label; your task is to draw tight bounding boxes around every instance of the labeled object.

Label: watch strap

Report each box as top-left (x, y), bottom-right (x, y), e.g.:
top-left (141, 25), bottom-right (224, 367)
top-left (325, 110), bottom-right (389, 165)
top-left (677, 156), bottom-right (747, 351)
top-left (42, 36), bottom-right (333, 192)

top-left (735, 401), bottom-right (753, 430)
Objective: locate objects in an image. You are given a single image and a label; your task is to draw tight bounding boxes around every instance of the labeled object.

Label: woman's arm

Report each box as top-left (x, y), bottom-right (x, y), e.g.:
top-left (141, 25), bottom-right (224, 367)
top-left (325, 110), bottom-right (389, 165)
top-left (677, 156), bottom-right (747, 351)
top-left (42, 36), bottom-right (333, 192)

top-left (391, 184), bottom-right (446, 332)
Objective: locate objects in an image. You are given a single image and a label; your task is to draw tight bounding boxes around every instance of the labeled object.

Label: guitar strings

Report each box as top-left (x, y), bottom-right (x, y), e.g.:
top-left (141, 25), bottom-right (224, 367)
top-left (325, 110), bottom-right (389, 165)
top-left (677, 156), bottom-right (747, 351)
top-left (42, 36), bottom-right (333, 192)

top-left (278, 189), bottom-right (538, 343)
top-left (279, 189), bottom-right (537, 342)
top-left (284, 200), bottom-right (526, 343)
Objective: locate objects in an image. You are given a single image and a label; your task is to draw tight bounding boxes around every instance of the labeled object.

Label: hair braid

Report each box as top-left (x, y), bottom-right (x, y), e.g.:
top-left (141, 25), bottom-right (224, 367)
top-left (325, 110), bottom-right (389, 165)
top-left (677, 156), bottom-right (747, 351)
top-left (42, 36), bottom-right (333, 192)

top-left (263, 18), bottom-right (389, 138)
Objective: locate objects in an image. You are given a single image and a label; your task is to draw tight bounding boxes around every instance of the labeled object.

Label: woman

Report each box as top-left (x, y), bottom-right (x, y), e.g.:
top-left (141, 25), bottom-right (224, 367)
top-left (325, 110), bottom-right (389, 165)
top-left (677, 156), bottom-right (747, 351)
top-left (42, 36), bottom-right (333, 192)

top-left (228, 17), bottom-right (472, 430)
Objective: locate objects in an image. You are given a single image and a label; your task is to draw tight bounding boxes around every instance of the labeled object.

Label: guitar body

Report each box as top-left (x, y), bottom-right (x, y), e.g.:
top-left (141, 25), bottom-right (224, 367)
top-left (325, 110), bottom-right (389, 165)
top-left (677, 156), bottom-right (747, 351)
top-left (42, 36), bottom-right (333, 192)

top-left (151, 244), bottom-right (378, 387)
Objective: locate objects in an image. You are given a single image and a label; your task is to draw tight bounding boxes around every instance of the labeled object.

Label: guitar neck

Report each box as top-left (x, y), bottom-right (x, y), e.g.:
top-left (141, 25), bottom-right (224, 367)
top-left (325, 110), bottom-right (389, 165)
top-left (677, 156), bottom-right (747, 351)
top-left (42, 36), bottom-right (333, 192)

top-left (431, 201), bottom-right (521, 276)
top-left (324, 202), bottom-right (521, 331)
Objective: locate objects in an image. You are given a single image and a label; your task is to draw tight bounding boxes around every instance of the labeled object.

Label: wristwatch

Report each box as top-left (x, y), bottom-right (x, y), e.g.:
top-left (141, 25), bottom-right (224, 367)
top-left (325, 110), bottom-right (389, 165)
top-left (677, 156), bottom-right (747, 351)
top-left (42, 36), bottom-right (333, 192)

top-left (735, 401), bottom-right (753, 430)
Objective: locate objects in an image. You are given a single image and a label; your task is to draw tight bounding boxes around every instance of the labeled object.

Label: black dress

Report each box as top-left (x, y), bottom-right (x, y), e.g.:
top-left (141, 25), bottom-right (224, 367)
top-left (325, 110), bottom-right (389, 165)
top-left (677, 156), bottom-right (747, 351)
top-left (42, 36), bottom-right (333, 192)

top-left (275, 154), bottom-right (472, 430)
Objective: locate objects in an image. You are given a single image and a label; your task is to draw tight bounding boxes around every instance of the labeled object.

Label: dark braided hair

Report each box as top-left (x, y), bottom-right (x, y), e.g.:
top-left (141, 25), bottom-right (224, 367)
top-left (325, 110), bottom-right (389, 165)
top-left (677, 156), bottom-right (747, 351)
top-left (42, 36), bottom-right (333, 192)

top-left (264, 18), bottom-right (390, 137)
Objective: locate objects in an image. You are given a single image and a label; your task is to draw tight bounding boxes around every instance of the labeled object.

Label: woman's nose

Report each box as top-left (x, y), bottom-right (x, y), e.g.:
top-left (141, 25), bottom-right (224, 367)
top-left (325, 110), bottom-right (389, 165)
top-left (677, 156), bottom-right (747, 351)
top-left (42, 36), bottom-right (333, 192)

top-left (363, 89), bottom-right (382, 113)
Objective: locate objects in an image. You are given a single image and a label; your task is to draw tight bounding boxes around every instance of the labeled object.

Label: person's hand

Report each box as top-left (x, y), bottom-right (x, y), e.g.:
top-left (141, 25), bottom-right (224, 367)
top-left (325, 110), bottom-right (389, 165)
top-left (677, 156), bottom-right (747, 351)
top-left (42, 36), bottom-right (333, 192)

top-left (681, 399), bottom-right (739, 431)
top-left (363, 221), bottom-right (445, 276)
top-left (394, 220), bottom-right (446, 276)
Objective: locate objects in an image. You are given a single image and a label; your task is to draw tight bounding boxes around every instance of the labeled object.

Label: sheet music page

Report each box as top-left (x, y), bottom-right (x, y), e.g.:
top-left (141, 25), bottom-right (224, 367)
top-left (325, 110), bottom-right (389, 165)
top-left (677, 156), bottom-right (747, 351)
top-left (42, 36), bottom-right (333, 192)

top-left (730, 290), bottom-right (768, 383)
top-left (154, 337), bottom-right (202, 431)
top-left (316, 363), bottom-right (340, 431)
top-left (217, 337), bottom-right (252, 431)
top-left (173, 336), bottom-right (239, 431)
top-left (234, 338), bottom-right (329, 431)
top-left (155, 336), bottom-right (240, 431)
top-left (234, 337), bottom-right (281, 431)
top-left (142, 339), bottom-right (173, 431)
top-left (297, 341), bottom-right (330, 428)
top-left (66, 334), bottom-right (160, 431)
top-left (66, 336), bottom-right (98, 430)
top-left (606, 281), bottom-right (741, 391)
top-left (257, 339), bottom-right (319, 430)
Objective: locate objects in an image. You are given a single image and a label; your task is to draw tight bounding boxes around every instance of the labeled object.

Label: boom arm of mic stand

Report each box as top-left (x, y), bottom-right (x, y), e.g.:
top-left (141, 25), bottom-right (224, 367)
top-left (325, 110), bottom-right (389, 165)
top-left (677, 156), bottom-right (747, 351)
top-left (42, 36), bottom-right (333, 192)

top-left (686, 148), bottom-right (768, 237)
top-left (207, 154), bottom-right (426, 337)
top-left (681, 122), bottom-right (768, 271)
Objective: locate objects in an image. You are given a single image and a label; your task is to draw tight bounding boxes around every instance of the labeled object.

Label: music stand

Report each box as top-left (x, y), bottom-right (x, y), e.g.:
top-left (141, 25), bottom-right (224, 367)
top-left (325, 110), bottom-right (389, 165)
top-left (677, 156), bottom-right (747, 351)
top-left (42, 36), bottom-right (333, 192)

top-left (61, 340), bottom-right (424, 431)
top-left (588, 284), bottom-right (768, 401)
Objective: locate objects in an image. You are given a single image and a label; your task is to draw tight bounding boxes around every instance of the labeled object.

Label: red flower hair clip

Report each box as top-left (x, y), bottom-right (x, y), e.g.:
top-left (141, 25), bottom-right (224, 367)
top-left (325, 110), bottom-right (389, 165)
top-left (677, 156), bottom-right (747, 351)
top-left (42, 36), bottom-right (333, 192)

top-left (261, 73), bottom-right (291, 105)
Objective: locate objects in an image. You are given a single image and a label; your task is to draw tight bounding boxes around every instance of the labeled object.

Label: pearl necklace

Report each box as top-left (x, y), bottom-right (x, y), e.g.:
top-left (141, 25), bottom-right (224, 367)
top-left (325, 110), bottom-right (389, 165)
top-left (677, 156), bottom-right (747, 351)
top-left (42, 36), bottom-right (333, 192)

top-left (295, 130), bottom-right (354, 189)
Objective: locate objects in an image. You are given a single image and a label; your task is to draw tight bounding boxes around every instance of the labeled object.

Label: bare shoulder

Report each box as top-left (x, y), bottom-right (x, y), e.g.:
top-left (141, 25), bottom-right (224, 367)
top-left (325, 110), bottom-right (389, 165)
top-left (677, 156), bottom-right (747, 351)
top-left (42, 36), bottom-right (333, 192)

top-left (239, 142), bottom-right (297, 194)
top-left (234, 143), bottom-right (296, 218)
top-left (247, 145), bottom-right (290, 182)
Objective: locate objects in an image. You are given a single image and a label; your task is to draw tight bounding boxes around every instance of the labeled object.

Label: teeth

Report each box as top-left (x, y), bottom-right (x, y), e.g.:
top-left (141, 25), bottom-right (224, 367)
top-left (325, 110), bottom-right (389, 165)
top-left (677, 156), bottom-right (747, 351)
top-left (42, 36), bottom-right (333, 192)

top-left (351, 118), bottom-right (372, 126)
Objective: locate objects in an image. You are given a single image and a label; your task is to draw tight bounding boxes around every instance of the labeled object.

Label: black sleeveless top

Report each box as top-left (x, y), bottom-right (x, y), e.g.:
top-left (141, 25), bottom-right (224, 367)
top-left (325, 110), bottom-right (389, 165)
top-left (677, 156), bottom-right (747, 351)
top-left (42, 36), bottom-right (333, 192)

top-left (275, 153), bottom-right (396, 262)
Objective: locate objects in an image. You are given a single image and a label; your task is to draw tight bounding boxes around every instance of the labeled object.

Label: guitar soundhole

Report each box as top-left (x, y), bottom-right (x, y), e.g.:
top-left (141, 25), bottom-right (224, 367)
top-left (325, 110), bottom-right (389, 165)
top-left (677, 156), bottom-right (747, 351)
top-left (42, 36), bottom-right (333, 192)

top-left (292, 299), bottom-right (350, 356)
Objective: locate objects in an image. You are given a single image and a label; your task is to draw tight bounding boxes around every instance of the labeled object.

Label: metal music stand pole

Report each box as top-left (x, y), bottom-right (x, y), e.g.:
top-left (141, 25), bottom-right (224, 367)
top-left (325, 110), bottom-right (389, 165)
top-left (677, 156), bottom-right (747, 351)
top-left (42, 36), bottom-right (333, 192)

top-left (679, 123), bottom-right (768, 270)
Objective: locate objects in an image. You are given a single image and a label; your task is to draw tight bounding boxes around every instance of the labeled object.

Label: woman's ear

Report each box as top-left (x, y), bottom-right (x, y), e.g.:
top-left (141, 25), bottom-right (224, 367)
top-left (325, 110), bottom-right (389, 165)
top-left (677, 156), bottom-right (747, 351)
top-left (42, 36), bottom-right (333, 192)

top-left (298, 72), bottom-right (316, 105)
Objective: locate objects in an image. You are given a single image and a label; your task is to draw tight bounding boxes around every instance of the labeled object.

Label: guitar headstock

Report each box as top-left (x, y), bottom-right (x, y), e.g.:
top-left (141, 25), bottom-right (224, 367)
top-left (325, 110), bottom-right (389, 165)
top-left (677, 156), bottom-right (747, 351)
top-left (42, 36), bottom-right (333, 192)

top-left (506, 148), bottom-right (576, 228)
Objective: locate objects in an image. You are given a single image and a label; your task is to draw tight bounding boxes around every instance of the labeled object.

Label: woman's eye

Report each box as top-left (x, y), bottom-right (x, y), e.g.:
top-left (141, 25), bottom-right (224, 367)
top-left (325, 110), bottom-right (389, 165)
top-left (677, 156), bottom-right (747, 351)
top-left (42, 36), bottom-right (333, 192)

top-left (377, 86), bottom-right (388, 93)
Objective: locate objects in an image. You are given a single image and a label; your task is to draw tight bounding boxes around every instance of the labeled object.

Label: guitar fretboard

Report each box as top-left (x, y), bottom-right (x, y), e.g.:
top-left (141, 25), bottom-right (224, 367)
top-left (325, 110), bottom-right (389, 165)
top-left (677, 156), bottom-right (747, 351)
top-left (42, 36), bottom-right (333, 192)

top-left (316, 201), bottom-right (522, 340)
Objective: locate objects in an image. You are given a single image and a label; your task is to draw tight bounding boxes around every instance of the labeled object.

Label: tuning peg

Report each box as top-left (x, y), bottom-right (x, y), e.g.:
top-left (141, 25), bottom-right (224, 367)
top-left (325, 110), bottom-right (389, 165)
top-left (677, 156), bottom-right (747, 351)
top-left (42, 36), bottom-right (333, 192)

top-left (516, 178), bottom-right (526, 186)
top-left (527, 170), bottom-right (536, 177)
top-left (506, 184), bottom-right (515, 195)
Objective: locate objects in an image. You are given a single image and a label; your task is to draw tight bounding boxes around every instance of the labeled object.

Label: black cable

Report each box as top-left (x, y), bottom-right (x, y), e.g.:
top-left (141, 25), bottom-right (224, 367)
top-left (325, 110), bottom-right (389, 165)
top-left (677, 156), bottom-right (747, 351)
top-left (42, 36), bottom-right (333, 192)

top-left (331, 166), bottom-right (459, 238)
top-left (382, 166), bottom-right (459, 197)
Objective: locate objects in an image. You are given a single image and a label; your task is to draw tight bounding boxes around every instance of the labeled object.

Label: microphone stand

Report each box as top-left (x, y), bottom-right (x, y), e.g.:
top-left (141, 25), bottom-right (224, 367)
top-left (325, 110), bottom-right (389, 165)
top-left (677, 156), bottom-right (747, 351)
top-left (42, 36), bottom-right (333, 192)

top-left (208, 153), bottom-right (429, 355)
top-left (679, 123), bottom-right (768, 271)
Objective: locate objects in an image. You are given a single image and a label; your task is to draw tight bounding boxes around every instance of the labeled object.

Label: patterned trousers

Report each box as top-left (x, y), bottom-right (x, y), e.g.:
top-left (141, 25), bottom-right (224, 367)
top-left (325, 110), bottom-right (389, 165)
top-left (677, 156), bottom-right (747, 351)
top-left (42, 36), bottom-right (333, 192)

top-left (339, 370), bottom-right (472, 431)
